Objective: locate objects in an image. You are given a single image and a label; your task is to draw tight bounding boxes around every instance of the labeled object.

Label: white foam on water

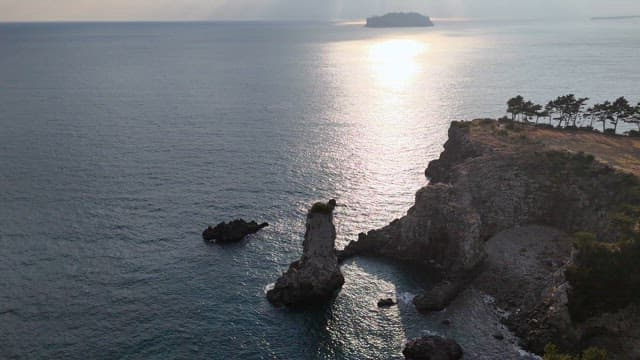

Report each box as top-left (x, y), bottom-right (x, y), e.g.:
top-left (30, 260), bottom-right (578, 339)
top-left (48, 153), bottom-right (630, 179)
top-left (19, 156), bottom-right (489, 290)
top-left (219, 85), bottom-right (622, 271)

top-left (397, 291), bottom-right (415, 304)
top-left (482, 294), bottom-right (496, 305)
top-left (517, 348), bottom-right (542, 360)
top-left (263, 282), bottom-right (275, 294)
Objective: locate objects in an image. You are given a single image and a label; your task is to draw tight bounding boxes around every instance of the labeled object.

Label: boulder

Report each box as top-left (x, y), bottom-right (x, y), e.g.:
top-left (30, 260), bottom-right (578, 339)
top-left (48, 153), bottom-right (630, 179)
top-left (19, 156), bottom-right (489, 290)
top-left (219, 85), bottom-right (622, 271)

top-left (403, 336), bottom-right (463, 360)
top-left (202, 219), bottom-right (268, 244)
top-left (413, 280), bottom-right (463, 312)
top-left (377, 298), bottom-right (396, 307)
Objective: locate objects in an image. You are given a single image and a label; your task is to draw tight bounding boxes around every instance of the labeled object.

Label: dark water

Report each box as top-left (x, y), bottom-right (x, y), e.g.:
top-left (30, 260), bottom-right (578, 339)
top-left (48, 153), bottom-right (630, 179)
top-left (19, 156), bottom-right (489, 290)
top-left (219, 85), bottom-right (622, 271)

top-left (0, 20), bottom-right (638, 359)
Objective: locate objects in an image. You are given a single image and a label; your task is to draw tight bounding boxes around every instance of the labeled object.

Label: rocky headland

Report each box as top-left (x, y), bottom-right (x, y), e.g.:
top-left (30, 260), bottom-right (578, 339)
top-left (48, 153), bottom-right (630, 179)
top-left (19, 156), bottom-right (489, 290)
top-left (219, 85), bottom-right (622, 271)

top-left (340, 119), bottom-right (640, 358)
top-left (267, 200), bottom-right (345, 307)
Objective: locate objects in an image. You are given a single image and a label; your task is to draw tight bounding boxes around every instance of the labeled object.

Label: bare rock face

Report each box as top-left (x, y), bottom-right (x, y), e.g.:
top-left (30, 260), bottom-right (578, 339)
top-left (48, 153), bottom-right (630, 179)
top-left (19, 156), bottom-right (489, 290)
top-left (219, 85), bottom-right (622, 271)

top-left (403, 336), bottom-right (463, 360)
top-left (267, 200), bottom-right (345, 307)
top-left (475, 226), bottom-right (577, 354)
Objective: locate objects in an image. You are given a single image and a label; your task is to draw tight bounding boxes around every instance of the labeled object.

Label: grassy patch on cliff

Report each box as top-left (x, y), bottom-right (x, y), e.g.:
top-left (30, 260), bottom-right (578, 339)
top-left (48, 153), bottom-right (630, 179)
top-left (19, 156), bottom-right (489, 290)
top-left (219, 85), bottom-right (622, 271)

top-left (466, 118), bottom-right (640, 177)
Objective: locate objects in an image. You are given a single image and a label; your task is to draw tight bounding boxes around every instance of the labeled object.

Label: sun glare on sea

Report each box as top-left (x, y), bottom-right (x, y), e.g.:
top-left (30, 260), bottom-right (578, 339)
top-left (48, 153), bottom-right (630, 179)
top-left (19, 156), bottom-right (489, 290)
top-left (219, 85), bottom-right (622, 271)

top-left (368, 39), bottom-right (427, 91)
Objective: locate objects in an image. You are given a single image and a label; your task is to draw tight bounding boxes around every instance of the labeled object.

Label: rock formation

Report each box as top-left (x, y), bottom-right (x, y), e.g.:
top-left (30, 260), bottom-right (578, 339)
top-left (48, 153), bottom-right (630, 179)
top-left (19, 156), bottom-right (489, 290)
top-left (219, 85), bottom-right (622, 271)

top-left (267, 200), bottom-right (345, 307)
top-left (412, 280), bottom-right (464, 312)
top-left (403, 336), bottom-right (463, 360)
top-left (341, 119), bottom-right (640, 357)
top-left (202, 219), bottom-right (268, 243)
top-left (377, 298), bottom-right (396, 308)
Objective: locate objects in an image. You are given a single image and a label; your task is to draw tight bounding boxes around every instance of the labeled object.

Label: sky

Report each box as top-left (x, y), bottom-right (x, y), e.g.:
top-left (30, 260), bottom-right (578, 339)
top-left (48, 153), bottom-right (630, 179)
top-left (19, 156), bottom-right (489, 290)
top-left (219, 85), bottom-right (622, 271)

top-left (1, 0), bottom-right (640, 22)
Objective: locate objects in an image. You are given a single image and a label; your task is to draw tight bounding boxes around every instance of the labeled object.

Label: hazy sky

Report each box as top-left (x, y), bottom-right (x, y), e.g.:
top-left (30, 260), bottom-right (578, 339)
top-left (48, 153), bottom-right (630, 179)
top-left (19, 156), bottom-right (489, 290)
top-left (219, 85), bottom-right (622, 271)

top-left (1, 0), bottom-right (640, 21)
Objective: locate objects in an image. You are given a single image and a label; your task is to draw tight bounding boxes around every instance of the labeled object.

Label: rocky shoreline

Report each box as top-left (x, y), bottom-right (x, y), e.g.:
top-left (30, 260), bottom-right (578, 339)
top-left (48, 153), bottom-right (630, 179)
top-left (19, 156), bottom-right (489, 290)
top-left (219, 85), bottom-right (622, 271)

top-left (339, 119), bottom-right (640, 358)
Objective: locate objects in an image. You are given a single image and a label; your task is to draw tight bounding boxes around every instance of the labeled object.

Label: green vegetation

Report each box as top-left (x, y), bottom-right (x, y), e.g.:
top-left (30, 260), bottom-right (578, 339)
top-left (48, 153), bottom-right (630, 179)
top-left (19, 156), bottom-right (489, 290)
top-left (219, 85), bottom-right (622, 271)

top-left (566, 228), bottom-right (640, 321)
top-left (310, 200), bottom-right (336, 215)
top-left (543, 344), bottom-right (607, 360)
top-left (505, 95), bottom-right (639, 135)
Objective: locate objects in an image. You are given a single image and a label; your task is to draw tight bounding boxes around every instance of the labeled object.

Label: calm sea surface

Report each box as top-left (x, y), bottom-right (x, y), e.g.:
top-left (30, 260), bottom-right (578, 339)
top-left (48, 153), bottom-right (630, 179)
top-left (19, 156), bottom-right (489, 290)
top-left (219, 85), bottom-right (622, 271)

top-left (1, 19), bottom-right (639, 359)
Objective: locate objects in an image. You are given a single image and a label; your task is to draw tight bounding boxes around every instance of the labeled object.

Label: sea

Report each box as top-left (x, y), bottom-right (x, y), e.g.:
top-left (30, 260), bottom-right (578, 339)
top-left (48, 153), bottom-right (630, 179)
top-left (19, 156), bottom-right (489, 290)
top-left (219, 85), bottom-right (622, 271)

top-left (1, 18), bottom-right (639, 359)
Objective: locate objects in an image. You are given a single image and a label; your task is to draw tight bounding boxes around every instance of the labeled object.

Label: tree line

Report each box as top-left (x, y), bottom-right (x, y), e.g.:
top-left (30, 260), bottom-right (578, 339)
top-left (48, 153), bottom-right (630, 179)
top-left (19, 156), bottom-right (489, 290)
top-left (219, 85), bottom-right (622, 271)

top-left (506, 95), bottom-right (640, 135)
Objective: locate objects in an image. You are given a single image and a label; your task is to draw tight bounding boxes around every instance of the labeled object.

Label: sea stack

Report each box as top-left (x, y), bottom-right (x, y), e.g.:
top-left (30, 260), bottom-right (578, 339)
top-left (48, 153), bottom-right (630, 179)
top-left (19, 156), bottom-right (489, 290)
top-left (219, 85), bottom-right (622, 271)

top-left (267, 200), bottom-right (345, 307)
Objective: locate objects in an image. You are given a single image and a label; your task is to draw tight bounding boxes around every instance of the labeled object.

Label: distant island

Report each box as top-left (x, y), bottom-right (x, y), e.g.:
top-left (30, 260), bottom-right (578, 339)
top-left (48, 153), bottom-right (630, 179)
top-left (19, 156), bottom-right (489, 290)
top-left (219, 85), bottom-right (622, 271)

top-left (365, 12), bottom-right (434, 28)
top-left (592, 15), bottom-right (640, 20)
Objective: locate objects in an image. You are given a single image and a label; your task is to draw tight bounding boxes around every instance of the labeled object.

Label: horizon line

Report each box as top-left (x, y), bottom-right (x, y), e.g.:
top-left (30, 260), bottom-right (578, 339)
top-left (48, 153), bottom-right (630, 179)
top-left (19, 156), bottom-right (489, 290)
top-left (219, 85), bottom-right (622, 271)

top-left (0, 16), bottom-right (603, 25)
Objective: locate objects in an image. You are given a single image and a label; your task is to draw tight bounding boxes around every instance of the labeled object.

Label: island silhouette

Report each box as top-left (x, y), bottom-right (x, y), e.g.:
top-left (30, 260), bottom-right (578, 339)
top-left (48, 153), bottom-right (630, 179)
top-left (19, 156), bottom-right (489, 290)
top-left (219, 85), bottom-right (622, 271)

top-left (366, 12), bottom-right (434, 28)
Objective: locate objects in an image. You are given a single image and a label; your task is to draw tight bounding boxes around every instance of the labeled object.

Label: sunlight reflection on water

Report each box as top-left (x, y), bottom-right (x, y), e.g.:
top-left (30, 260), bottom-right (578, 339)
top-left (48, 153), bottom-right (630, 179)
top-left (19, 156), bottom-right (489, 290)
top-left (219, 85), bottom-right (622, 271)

top-left (369, 39), bottom-right (427, 91)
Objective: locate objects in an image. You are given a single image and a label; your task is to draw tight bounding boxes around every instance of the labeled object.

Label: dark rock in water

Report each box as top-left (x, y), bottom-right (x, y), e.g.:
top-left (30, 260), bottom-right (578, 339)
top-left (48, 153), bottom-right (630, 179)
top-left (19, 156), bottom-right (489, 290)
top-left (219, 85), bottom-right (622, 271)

top-left (267, 200), bottom-right (344, 307)
top-left (441, 319), bottom-right (452, 326)
top-left (493, 333), bottom-right (504, 341)
top-left (202, 219), bottom-right (268, 244)
top-left (403, 336), bottom-right (463, 360)
top-left (377, 298), bottom-right (396, 307)
top-left (366, 12), bottom-right (434, 28)
top-left (413, 280), bottom-right (463, 312)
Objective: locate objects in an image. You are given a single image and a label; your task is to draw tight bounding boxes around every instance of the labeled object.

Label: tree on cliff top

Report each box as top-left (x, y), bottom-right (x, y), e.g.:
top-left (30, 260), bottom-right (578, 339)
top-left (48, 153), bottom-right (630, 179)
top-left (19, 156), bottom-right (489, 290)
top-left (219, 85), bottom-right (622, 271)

top-left (507, 96), bottom-right (544, 123)
top-left (507, 95), bottom-right (525, 120)
top-left (627, 102), bottom-right (640, 131)
top-left (609, 96), bottom-right (635, 133)
top-left (546, 94), bottom-right (589, 128)
top-left (589, 101), bottom-right (612, 132)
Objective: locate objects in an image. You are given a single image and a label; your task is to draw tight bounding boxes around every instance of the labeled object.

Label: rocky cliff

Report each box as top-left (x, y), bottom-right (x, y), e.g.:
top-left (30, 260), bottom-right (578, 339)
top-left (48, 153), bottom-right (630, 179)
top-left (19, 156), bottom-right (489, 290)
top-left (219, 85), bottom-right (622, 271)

top-left (267, 200), bottom-right (345, 307)
top-left (341, 119), bottom-right (640, 358)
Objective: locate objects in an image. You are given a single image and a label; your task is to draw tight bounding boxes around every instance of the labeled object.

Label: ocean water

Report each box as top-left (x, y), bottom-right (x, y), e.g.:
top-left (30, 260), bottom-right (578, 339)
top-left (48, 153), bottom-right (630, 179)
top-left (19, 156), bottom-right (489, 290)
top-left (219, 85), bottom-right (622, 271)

top-left (0, 19), bottom-right (639, 359)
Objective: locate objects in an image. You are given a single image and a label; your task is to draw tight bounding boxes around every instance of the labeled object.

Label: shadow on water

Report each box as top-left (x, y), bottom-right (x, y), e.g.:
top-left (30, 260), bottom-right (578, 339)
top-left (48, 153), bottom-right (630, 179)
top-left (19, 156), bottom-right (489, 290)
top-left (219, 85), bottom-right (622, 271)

top-left (321, 256), bottom-right (436, 359)
top-left (330, 256), bottom-right (541, 360)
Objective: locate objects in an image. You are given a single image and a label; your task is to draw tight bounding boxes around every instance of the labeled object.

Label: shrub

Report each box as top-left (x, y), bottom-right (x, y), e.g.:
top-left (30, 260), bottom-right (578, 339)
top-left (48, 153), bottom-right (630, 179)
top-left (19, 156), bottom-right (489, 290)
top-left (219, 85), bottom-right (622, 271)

top-left (497, 117), bottom-right (514, 124)
top-left (566, 232), bottom-right (640, 322)
top-left (454, 121), bottom-right (472, 132)
top-left (480, 118), bottom-right (497, 125)
top-left (543, 344), bottom-right (607, 360)
top-left (310, 200), bottom-right (336, 214)
top-left (603, 128), bottom-right (616, 135)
